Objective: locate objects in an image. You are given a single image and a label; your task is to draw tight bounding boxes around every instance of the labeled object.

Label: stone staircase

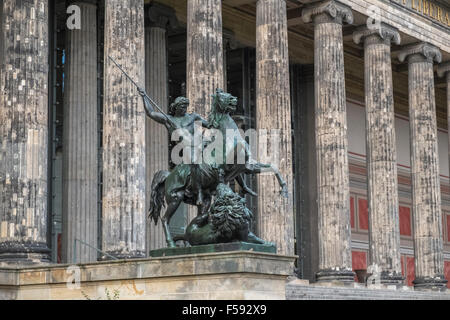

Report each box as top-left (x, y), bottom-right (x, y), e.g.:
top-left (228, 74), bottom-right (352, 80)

top-left (286, 280), bottom-right (450, 300)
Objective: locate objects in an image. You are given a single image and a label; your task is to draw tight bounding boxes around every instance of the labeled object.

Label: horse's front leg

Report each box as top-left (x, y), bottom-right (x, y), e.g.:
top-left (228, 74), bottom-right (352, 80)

top-left (245, 162), bottom-right (288, 198)
top-left (236, 174), bottom-right (257, 197)
top-left (162, 191), bottom-right (184, 248)
top-left (271, 165), bottom-right (288, 198)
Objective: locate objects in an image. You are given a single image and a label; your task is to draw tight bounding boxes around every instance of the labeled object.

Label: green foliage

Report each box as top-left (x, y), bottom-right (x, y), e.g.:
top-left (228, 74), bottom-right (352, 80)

top-left (80, 288), bottom-right (120, 300)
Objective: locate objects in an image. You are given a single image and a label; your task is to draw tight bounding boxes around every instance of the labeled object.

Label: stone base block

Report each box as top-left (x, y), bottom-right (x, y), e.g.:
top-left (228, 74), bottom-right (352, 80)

top-left (150, 242), bottom-right (277, 258)
top-left (0, 251), bottom-right (295, 300)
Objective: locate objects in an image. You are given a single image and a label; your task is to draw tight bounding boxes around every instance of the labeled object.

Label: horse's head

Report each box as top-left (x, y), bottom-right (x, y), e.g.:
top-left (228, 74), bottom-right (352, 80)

top-left (208, 89), bottom-right (238, 128)
top-left (211, 89), bottom-right (237, 114)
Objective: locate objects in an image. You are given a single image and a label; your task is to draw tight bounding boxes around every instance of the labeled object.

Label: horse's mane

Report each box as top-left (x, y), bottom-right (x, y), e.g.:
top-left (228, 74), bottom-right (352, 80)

top-left (208, 89), bottom-right (233, 129)
top-left (208, 96), bottom-right (224, 129)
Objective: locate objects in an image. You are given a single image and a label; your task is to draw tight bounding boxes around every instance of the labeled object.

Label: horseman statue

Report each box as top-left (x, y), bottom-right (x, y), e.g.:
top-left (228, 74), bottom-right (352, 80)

top-left (139, 87), bottom-right (288, 248)
top-left (110, 52), bottom-right (287, 249)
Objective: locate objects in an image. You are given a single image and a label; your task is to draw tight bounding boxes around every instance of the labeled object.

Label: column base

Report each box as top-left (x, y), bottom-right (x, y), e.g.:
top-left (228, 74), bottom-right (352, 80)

top-left (100, 250), bottom-right (146, 261)
top-left (377, 271), bottom-right (405, 286)
top-left (0, 241), bottom-right (51, 265)
top-left (316, 269), bottom-right (355, 283)
top-left (413, 276), bottom-right (448, 292)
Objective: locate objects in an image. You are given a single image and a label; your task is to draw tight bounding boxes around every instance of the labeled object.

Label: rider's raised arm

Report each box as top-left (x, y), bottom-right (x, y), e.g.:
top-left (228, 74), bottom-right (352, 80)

top-left (139, 89), bottom-right (167, 125)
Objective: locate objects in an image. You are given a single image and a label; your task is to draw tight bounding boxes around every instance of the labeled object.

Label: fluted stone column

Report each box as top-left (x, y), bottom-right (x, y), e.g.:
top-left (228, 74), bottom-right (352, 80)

top-left (145, 3), bottom-right (177, 251)
top-left (186, 0), bottom-right (224, 222)
top-left (102, 0), bottom-right (146, 259)
top-left (0, 0), bottom-right (50, 264)
top-left (353, 24), bottom-right (403, 285)
top-left (437, 62), bottom-right (450, 188)
top-left (62, 1), bottom-right (98, 264)
top-left (186, 0), bottom-right (224, 116)
top-left (302, 0), bottom-right (354, 282)
top-left (398, 43), bottom-right (447, 291)
top-left (255, 0), bottom-right (294, 256)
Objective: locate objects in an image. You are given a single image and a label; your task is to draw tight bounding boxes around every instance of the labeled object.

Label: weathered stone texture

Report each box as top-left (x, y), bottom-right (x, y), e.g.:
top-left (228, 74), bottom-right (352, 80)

top-left (102, 0), bottom-right (146, 259)
top-left (353, 24), bottom-right (403, 284)
top-left (0, 0), bottom-right (50, 263)
top-left (302, 0), bottom-right (354, 282)
top-left (186, 0), bottom-right (224, 223)
top-left (437, 62), bottom-right (450, 184)
top-left (0, 252), bottom-right (296, 300)
top-left (145, 4), bottom-right (172, 251)
top-left (186, 0), bottom-right (224, 116)
top-left (398, 43), bottom-right (447, 291)
top-left (255, 0), bottom-right (294, 256)
top-left (62, 1), bottom-right (98, 264)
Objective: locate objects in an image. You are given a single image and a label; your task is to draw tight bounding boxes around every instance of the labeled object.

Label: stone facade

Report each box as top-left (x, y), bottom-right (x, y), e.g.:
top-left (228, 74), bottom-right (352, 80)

top-left (255, 0), bottom-right (294, 256)
top-left (302, 0), bottom-right (355, 282)
top-left (0, 0), bottom-right (50, 264)
top-left (102, 0), bottom-right (146, 259)
top-left (0, 0), bottom-right (449, 299)
top-left (398, 42), bottom-right (447, 290)
top-left (62, 1), bottom-right (98, 264)
top-left (353, 23), bottom-right (403, 284)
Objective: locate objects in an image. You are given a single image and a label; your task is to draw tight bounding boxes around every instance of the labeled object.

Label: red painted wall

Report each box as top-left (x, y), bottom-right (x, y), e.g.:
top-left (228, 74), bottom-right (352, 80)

top-left (399, 206), bottom-right (412, 237)
top-left (358, 199), bottom-right (368, 230)
top-left (445, 261), bottom-right (450, 289)
top-left (350, 197), bottom-right (355, 229)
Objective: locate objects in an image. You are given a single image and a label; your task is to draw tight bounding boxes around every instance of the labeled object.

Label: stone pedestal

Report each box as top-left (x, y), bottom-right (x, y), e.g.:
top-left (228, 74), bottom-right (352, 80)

top-left (255, 0), bottom-right (295, 256)
top-left (0, 251), bottom-right (296, 300)
top-left (302, 0), bottom-right (354, 282)
top-left (102, 0), bottom-right (146, 259)
top-left (62, 1), bottom-right (98, 264)
top-left (398, 43), bottom-right (447, 291)
top-left (353, 24), bottom-right (403, 285)
top-left (150, 242), bottom-right (277, 257)
top-left (0, 0), bottom-right (50, 264)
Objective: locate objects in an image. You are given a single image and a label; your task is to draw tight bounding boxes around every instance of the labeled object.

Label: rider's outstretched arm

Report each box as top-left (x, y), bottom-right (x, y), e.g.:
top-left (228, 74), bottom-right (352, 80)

top-left (139, 88), bottom-right (168, 125)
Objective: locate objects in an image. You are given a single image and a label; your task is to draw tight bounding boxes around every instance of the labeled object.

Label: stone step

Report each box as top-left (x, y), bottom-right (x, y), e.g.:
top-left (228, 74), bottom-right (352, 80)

top-left (286, 284), bottom-right (450, 300)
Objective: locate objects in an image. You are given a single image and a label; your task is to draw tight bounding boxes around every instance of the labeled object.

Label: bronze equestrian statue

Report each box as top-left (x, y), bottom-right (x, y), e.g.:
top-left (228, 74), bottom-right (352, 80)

top-left (142, 89), bottom-right (287, 248)
top-left (109, 55), bottom-right (286, 248)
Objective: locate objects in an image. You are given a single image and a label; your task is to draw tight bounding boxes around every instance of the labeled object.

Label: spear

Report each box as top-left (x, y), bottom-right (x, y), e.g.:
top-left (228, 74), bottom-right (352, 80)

top-left (108, 55), bottom-right (176, 127)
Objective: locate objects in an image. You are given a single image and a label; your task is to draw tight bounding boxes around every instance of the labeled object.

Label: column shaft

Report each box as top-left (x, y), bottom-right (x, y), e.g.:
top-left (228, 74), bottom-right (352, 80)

top-left (102, 0), bottom-right (146, 259)
top-left (145, 25), bottom-right (168, 251)
top-left (186, 0), bottom-right (224, 117)
top-left (256, 0), bottom-right (294, 256)
top-left (302, 0), bottom-right (354, 282)
top-left (399, 43), bottom-right (447, 291)
top-left (354, 25), bottom-right (403, 284)
top-left (186, 0), bottom-right (224, 222)
top-left (438, 63), bottom-right (450, 197)
top-left (0, 0), bottom-right (50, 264)
top-left (62, 2), bottom-right (98, 264)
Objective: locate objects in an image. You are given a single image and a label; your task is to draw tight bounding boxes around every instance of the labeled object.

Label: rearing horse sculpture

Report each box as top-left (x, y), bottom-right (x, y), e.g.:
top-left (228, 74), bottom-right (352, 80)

top-left (149, 89), bottom-right (288, 247)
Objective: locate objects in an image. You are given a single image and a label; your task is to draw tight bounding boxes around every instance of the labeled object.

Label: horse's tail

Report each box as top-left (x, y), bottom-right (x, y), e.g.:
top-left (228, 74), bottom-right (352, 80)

top-left (148, 170), bottom-right (170, 225)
